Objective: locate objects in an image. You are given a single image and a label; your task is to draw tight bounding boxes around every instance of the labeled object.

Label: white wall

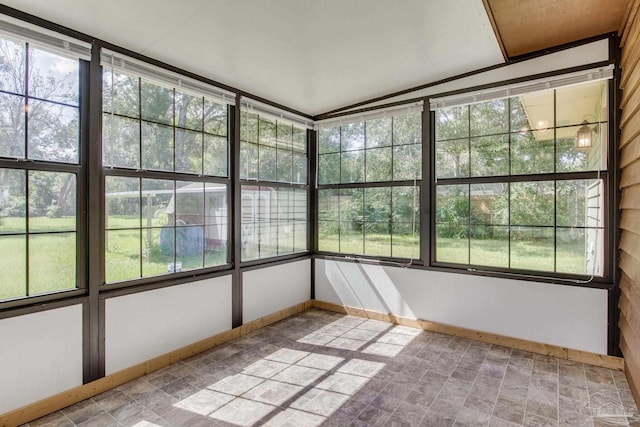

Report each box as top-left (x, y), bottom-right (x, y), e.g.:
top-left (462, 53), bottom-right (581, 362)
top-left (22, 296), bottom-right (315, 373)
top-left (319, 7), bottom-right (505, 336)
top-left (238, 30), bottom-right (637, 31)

top-left (243, 259), bottom-right (311, 323)
top-left (105, 275), bottom-right (232, 375)
top-left (315, 259), bottom-right (608, 354)
top-left (0, 304), bottom-right (83, 414)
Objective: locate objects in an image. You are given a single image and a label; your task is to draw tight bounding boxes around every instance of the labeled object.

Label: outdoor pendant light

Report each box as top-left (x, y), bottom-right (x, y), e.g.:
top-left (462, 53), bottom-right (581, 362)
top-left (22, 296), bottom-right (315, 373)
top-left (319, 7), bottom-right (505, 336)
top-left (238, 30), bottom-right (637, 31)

top-left (576, 120), bottom-right (593, 151)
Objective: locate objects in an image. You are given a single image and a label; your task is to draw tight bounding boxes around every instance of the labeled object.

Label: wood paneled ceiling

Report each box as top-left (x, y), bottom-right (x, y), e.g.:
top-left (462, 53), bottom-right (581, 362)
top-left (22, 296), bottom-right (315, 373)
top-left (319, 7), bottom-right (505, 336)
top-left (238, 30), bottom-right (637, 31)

top-left (485, 0), bottom-right (632, 58)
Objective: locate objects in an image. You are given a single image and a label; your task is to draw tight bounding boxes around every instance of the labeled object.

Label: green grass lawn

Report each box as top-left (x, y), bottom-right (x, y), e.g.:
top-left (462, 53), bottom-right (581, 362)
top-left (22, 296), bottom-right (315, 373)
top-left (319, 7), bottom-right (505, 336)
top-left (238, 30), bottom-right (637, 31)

top-left (0, 215), bottom-right (227, 300)
top-left (1, 217), bottom-right (591, 301)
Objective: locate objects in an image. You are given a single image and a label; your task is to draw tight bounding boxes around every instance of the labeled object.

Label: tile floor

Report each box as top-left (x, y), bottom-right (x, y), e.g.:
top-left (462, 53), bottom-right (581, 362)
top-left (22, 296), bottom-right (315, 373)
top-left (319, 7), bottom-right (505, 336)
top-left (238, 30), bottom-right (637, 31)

top-left (25, 309), bottom-right (640, 426)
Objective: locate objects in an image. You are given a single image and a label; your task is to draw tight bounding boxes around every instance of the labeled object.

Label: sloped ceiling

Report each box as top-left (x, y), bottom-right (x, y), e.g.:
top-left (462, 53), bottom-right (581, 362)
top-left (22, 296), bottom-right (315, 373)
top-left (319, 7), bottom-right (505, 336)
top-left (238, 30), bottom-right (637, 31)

top-left (1, 0), bottom-right (503, 116)
top-left (0, 1), bottom-right (631, 116)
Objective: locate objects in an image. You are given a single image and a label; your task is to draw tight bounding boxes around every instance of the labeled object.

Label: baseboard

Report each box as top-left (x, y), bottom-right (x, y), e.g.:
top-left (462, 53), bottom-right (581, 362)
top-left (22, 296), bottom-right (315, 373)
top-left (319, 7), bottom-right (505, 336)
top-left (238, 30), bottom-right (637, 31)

top-left (312, 300), bottom-right (625, 371)
top-left (0, 300), bottom-right (312, 427)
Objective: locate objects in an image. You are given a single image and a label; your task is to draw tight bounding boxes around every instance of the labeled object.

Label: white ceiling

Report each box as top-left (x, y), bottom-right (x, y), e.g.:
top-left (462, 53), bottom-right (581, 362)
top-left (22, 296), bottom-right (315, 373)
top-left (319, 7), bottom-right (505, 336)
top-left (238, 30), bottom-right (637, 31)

top-left (2, 0), bottom-right (505, 116)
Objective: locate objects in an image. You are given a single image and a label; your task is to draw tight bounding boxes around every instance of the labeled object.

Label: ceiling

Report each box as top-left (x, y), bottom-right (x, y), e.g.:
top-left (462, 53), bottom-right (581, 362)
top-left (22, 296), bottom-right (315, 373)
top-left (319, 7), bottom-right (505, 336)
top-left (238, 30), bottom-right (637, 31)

top-left (0, 0), bottom-right (630, 117)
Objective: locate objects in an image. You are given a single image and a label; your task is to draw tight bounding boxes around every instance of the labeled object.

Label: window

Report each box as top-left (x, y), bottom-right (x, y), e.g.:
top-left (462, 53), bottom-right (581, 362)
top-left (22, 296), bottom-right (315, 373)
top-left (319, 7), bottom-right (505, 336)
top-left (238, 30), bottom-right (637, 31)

top-left (433, 79), bottom-right (609, 276)
top-left (102, 54), bottom-right (231, 283)
top-left (317, 107), bottom-right (421, 258)
top-left (239, 106), bottom-right (309, 261)
top-left (0, 35), bottom-right (85, 301)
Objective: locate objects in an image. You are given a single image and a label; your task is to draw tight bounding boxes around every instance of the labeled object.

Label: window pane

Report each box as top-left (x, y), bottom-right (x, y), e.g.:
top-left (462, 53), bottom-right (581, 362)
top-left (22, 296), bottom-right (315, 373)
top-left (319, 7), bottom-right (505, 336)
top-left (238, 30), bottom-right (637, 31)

top-left (176, 225), bottom-right (204, 271)
top-left (366, 117), bottom-right (391, 148)
top-left (241, 111), bottom-right (258, 143)
top-left (510, 227), bottom-right (554, 271)
top-left (436, 185), bottom-right (469, 226)
top-left (175, 129), bottom-right (202, 175)
top-left (510, 130), bottom-right (554, 175)
top-left (393, 144), bottom-right (421, 180)
top-left (318, 189), bottom-right (339, 222)
top-left (203, 135), bottom-right (227, 177)
top-left (510, 91), bottom-right (554, 132)
top-left (342, 122), bottom-right (364, 151)
top-left (141, 81), bottom-right (173, 124)
top-left (27, 100), bottom-right (78, 163)
top-left (176, 181), bottom-right (204, 226)
top-left (259, 187), bottom-right (278, 258)
top-left (436, 224), bottom-right (468, 264)
top-left (0, 38), bottom-right (25, 95)
top-left (436, 185), bottom-right (469, 264)
top-left (103, 114), bottom-right (140, 169)
top-left (0, 93), bottom-right (25, 158)
top-left (436, 139), bottom-right (469, 178)
top-left (364, 187), bottom-right (390, 257)
top-left (556, 80), bottom-right (607, 127)
top-left (277, 188), bottom-right (293, 255)
top-left (341, 150), bottom-right (364, 183)
top-left (175, 92), bottom-right (203, 131)
top-left (277, 122), bottom-right (292, 147)
top-left (204, 183), bottom-right (227, 265)
top-left (142, 179), bottom-right (173, 227)
top-left (241, 186), bottom-right (259, 261)
top-left (292, 152), bottom-right (307, 184)
top-left (0, 235), bottom-right (26, 300)
top-left (293, 188), bottom-right (307, 224)
top-left (318, 153), bottom-right (340, 185)
top-left (393, 112), bottom-right (421, 146)
top-left (470, 135), bottom-right (508, 177)
top-left (340, 221), bottom-right (363, 255)
top-left (470, 225), bottom-right (508, 267)
top-left (293, 220), bottom-right (307, 253)
top-left (470, 183), bottom-right (507, 226)
top-left (556, 123), bottom-right (607, 172)
top-left (106, 176), bottom-right (140, 230)
top-left (557, 179), bottom-right (603, 227)
top-left (0, 168), bottom-right (26, 234)
top-left (259, 117), bottom-right (276, 147)
top-left (277, 147), bottom-right (293, 183)
top-left (319, 127), bottom-right (340, 154)
top-left (240, 142), bottom-right (258, 180)
top-left (29, 47), bottom-right (79, 105)
top-left (28, 171), bottom-right (76, 232)
top-left (144, 227), bottom-right (174, 276)
top-left (105, 229), bottom-right (140, 283)
top-left (142, 122), bottom-right (174, 172)
top-left (436, 106), bottom-right (468, 141)
top-left (392, 223), bottom-right (419, 259)
top-left (556, 228), bottom-right (589, 275)
top-left (204, 100), bottom-right (227, 136)
top-left (365, 147), bottom-right (391, 182)
top-left (470, 99), bottom-right (508, 137)
top-left (29, 232), bottom-right (75, 295)
top-left (259, 145), bottom-right (277, 181)
top-left (339, 188), bottom-right (363, 254)
top-left (318, 220), bottom-right (339, 252)
top-left (510, 181), bottom-right (554, 226)
top-left (392, 186), bottom-right (419, 224)
top-left (292, 126), bottom-right (306, 154)
top-left (103, 69), bottom-right (139, 118)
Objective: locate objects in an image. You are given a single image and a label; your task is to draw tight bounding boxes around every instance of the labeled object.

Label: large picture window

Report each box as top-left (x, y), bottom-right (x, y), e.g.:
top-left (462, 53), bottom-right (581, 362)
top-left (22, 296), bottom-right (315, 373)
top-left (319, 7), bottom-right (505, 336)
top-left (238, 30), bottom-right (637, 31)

top-left (102, 55), bottom-right (231, 283)
top-left (316, 108), bottom-right (421, 259)
top-left (0, 35), bottom-right (84, 301)
top-left (433, 79), bottom-right (610, 276)
top-left (239, 106), bottom-right (309, 261)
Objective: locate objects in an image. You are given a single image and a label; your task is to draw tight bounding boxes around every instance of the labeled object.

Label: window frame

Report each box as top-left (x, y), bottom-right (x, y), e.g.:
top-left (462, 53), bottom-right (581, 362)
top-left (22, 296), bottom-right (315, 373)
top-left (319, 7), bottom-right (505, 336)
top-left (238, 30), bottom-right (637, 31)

top-left (315, 108), bottom-right (423, 262)
top-left (428, 77), bottom-right (616, 285)
top-left (100, 62), bottom-right (234, 288)
top-left (0, 38), bottom-right (88, 308)
top-left (238, 106), bottom-right (311, 265)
